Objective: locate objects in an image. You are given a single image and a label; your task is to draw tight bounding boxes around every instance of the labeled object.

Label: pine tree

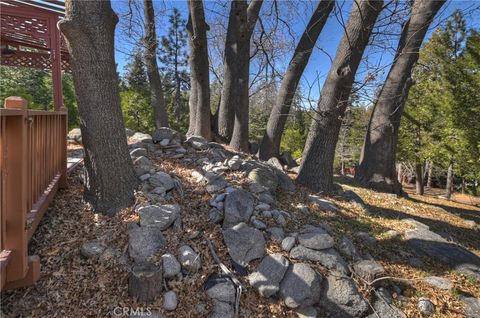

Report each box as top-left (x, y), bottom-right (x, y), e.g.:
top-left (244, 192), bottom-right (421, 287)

top-left (159, 8), bottom-right (189, 119)
top-left (123, 49), bottom-right (149, 93)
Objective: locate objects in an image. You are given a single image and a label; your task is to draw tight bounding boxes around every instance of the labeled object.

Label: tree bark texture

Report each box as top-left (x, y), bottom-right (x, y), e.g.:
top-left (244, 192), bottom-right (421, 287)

top-left (426, 162), bottom-right (433, 188)
top-left (355, 0), bottom-right (446, 194)
top-left (187, 24), bottom-right (198, 137)
top-left (218, 0), bottom-right (263, 145)
top-left (415, 163), bottom-right (424, 195)
top-left (446, 161), bottom-right (454, 200)
top-left (187, 0), bottom-right (211, 140)
top-left (144, 0), bottom-right (169, 129)
top-left (258, 0), bottom-right (334, 160)
top-left (296, 0), bottom-right (383, 193)
top-left (128, 264), bottom-right (163, 304)
top-left (59, 0), bottom-right (138, 215)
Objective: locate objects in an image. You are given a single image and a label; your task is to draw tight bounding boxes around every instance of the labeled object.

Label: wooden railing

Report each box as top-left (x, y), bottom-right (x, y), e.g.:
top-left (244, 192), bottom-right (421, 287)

top-left (0, 96), bottom-right (67, 290)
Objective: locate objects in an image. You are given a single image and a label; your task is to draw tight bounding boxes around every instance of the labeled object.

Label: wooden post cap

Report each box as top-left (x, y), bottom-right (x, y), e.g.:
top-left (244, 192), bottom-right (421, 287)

top-left (4, 96), bottom-right (27, 109)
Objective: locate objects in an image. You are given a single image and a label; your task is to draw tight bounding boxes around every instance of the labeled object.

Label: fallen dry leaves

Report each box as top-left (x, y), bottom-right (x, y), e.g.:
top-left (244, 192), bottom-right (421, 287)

top-left (1, 146), bottom-right (479, 318)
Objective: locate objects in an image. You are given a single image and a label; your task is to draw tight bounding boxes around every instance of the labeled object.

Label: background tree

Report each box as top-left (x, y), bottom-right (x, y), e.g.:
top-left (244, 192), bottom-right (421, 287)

top-left (59, 0), bottom-right (138, 215)
top-left (297, 0), bottom-right (384, 192)
top-left (159, 8), bottom-right (189, 122)
top-left (356, 0), bottom-right (446, 194)
top-left (143, 0), bottom-right (169, 128)
top-left (397, 11), bottom-right (480, 197)
top-left (258, 0), bottom-right (334, 160)
top-left (217, 0), bottom-right (263, 145)
top-left (187, 0), bottom-right (211, 140)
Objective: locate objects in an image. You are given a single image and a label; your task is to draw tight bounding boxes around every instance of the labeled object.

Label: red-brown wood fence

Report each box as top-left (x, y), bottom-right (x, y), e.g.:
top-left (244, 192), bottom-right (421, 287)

top-left (0, 96), bottom-right (67, 290)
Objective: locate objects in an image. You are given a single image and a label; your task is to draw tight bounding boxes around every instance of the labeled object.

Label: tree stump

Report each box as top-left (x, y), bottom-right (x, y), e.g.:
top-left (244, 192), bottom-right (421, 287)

top-left (128, 263), bottom-right (163, 304)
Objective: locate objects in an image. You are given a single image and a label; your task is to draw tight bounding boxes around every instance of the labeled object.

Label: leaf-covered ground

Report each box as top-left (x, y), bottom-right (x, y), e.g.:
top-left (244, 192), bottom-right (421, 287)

top-left (1, 146), bottom-right (478, 318)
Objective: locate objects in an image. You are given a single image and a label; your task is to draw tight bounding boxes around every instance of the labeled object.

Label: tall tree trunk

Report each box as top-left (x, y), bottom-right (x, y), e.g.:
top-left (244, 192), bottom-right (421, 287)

top-left (59, 0), bottom-right (137, 215)
top-left (187, 0), bottom-right (211, 140)
top-left (355, 0), bottom-right (446, 194)
top-left (187, 25), bottom-right (197, 137)
top-left (415, 163), bottom-right (424, 195)
top-left (144, 0), bottom-right (169, 129)
top-left (218, 0), bottom-right (263, 144)
top-left (397, 162), bottom-right (403, 184)
top-left (426, 162), bottom-right (433, 188)
top-left (174, 23), bottom-right (182, 118)
top-left (446, 161), bottom-right (454, 200)
top-left (296, 0), bottom-right (383, 193)
top-left (258, 0), bottom-right (334, 160)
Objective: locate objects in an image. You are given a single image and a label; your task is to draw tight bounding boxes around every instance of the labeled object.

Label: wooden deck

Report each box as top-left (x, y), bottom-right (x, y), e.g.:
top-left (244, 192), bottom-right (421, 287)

top-left (0, 97), bottom-right (67, 291)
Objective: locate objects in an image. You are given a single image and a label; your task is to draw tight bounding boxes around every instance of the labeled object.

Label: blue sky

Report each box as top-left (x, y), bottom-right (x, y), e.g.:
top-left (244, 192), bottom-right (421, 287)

top-left (111, 0), bottom-right (480, 104)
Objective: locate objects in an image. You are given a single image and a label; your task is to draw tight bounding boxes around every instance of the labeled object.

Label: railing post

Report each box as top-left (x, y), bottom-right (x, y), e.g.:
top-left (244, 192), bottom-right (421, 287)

top-left (59, 112), bottom-right (68, 188)
top-left (2, 97), bottom-right (28, 282)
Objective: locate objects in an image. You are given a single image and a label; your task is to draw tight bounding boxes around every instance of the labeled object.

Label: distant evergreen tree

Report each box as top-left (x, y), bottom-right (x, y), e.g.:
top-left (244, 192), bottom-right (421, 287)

top-left (123, 49), bottom-right (149, 93)
top-left (159, 7), bottom-right (189, 120)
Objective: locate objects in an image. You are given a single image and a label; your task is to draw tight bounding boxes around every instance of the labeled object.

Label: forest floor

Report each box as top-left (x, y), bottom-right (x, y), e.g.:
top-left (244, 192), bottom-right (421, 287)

top-left (1, 144), bottom-right (479, 318)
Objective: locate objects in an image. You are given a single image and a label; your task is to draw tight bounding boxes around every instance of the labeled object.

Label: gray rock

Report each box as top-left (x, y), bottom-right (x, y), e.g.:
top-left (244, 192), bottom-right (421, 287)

top-left (307, 195), bottom-right (337, 211)
top-left (462, 296), bottom-right (480, 318)
top-left (296, 306), bottom-right (317, 318)
top-left (151, 186), bottom-right (166, 196)
top-left (223, 189), bottom-right (254, 228)
top-left (267, 157), bottom-right (284, 171)
top-left (418, 298), bottom-right (435, 316)
top-left (130, 147), bottom-right (147, 159)
top-left (128, 226), bottom-right (165, 263)
top-left (249, 182), bottom-right (267, 193)
top-left (366, 295), bottom-right (406, 318)
top-left (423, 276), bottom-right (453, 290)
top-left (268, 227), bottom-right (285, 243)
top-left (209, 208), bottom-right (224, 224)
top-left (261, 210), bottom-right (273, 218)
top-left (274, 213), bottom-right (287, 227)
top-left (403, 218), bottom-right (429, 230)
top-left (149, 172), bottom-right (175, 191)
top-left (186, 135), bottom-right (209, 150)
top-left (178, 245), bottom-right (201, 274)
top-left (279, 263), bottom-right (322, 308)
top-left (281, 237), bottom-right (296, 252)
top-left (356, 231), bottom-right (377, 246)
top-left (280, 151), bottom-right (297, 168)
top-left (258, 193), bottom-right (275, 205)
top-left (406, 228), bottom-right (480, 279)
top-left (353, 260), bottom-right (385, 283)
top-left (67, 128), bottom-right (82, 144)
top-left (290, 245), bottom-right (349, 275)
top-left (339, 237), bottom-right (362, 262)
top-left (252, 219), bottom-right (267, 230)
top-left (206, 281), bottom-right (236, 303)
top-left (275, 169), bottom-right (295, 191)
top-left (152, 127), bottom-right (184, 144)
top-left (80, 240), bottom-right (105, 259)
top-left (319, 272), bottom-right (369, 318)
top-left (227, 155), bottom-right (242, 170)
top-left (139, 173), bottom-right (151, 182)
top-left (131, 132), bottom-right (152, 143)
top-left (161, 253), bottom-right (181, 279)
top-left (385, 230), bottom-right (401, 239)
top-left (159, 139), bottom-right (170, 146)
top-left (298, 227), bottom-right (334, 250)
top-left (137, 204), bottom-right (180, 230)
top-left (256, 203), bottom-right (271, 211)
top-left (249, 253), bottom-right (290, 297)
top-left (163, 291), bottom-right (178, 311)
top-left (125, 128), bottom-right (135, 137)
top-left (210, 300), bottom-right (234, 318)
top-left (248, 167), bottom-right (278, 192)
top-left (133, 156), bottom-right (153, 176)
top-left (223, 222), bottom-right (266, 266)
